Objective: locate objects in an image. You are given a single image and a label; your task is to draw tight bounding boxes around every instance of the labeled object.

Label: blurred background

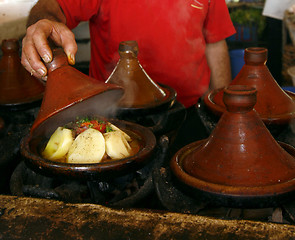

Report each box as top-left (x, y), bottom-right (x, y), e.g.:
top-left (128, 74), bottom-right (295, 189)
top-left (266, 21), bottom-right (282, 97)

top-left (1, 0), bottom-right (295, 87)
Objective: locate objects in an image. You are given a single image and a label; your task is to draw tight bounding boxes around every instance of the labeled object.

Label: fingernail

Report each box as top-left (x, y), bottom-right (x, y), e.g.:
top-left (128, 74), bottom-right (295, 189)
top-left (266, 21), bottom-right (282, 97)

top-left (42, 54), bottom-right (52, 63)
top-left (41, 76), bottom-right (48, 81)
top-left (68, 53), bottom-right (75, 65)
top-left (30, 69), bottom-right (36, 76)
top-left (38, 68), bottom-right (46, 77)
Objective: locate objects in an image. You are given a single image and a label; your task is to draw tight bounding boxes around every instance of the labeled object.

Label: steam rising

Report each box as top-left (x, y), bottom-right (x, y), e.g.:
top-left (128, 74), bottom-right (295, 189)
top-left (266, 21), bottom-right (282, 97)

top-left (33, 89), bottom-right (123, 138)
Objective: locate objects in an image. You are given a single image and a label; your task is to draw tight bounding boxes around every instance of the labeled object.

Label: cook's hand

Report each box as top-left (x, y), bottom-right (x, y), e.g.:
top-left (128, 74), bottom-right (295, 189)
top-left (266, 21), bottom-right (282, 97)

top-left (21, 19), bottom-right (77, 80)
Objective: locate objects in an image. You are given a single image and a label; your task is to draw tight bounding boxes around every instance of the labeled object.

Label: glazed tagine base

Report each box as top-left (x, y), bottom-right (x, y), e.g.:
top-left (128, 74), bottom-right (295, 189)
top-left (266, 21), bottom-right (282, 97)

top-left (170, 140), bottom-right (295, 208)
top-left (116, 83), bottom-right (176, 116)
top-left (204, 88), bottom-right (295, 125)
top-left (0, 94), bottom-right (43, 111)
top-left (198, 98), bottom-right (288, 139)
top-left (21, 118), bottom-right (156, 181)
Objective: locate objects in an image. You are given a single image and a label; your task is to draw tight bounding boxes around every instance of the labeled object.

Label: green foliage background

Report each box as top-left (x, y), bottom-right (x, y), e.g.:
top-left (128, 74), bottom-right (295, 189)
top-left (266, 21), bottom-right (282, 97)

top-left (230, 8), bottom-right (266, 39)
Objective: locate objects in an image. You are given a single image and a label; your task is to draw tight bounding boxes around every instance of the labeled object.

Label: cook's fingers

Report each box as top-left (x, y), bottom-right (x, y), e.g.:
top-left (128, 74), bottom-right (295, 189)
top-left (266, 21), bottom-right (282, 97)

top-left (21, 42), bottom-right (47, 80)
top-left (49, 21), bottom-right (77, 65)
top-left (28, 20), bottom-right (55, 64)
top-left (21, 24), bottom-right (50, 77)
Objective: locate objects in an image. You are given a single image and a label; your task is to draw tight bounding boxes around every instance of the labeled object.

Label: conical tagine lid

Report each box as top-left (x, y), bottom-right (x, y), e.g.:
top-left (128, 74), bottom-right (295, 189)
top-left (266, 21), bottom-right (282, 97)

top-left (171, 85), bottom-right (295, 204)
top-left (204, 47), bottom-right (295, 125)
top-left (105, 40), bottom-right (176, 111)
top-left (31, 48), bottom-right (124, 137)
top-left (0, 39), bottom-right (45, 106)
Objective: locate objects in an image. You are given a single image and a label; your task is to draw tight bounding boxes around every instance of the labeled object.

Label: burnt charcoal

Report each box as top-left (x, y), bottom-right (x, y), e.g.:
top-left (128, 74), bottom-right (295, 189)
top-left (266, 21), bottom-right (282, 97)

top-left (153, 165), bottom-right (207, 214)
top-left (22, 185), bottom-right (60, 200)
top-left (87, 181), bottom-right (111, 204)
top-left (54, 182), bottom-right (90, 203)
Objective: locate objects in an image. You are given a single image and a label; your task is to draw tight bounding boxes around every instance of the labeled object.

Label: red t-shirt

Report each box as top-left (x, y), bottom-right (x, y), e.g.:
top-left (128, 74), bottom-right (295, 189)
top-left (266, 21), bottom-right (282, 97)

top-left (57, 0), bottom-right (235, 107)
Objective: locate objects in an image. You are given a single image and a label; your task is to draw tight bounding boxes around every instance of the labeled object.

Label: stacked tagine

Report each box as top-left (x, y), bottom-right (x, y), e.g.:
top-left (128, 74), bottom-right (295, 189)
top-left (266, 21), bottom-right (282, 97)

top-left (0, 39), bottom-right (45, 108)
top-left (204, 47), bottom-right (295, 127)
top-left (105, 40), bottom-right (176, 114)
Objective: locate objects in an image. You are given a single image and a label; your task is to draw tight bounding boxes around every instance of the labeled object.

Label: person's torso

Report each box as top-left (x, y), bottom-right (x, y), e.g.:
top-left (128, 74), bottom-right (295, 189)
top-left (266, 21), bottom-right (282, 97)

top-left (89, 0), bottom-right (211, 107)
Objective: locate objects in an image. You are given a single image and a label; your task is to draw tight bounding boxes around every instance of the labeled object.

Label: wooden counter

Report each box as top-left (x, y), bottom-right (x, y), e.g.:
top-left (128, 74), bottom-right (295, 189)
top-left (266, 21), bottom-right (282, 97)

top-left (0, 195), bottom-right (295, 239)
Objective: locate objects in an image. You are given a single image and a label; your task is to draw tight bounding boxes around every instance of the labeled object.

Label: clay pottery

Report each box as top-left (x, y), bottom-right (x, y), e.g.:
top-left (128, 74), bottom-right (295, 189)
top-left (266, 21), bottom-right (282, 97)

top-left (0, 39), bottom-right (45, 108)
top-left (204, 47), bottom-right (295, 125)
top-left (21, 118), bottom-right (156, 181)
top-left (30, 48), bottom-right (124, 137)
top-left (171, 85), bottom-right (295, 208)
top-left (105, 40), bottom-right (176, 114)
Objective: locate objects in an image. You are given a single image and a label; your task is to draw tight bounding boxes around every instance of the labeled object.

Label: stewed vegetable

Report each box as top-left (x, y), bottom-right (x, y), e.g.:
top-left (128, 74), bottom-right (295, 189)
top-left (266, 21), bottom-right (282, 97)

top-left (42, 117), bottom-right (139, 164)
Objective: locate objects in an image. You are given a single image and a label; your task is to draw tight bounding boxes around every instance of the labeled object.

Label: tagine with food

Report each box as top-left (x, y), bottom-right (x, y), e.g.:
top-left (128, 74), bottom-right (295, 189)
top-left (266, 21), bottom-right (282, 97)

top-left (42, 117), bottom-right (140, 164)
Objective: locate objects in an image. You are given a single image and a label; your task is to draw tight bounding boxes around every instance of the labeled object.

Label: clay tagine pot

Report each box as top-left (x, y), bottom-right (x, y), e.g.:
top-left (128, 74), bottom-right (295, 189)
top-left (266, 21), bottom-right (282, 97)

top-left (105, 40), bottom-right (176, 114)
top-left (0, 39), bottom-right (45, 108)
top-left (30, 48), bottom-right (124, 137)
top-left (171, 85), bottom-right (295, 208)
top-left (204, 47), bottom-right (295, 125)
top-left (21, 118), bottom-right (156, 181)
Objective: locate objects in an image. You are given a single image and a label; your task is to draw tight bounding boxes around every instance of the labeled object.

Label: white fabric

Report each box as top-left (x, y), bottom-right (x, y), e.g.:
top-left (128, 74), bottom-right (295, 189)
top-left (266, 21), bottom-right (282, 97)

top-left (263, 0), bottom-right (295, 20)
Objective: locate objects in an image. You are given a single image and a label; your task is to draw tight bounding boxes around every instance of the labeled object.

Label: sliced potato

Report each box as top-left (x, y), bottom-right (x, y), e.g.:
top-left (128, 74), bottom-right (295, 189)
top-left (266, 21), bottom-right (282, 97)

top-left (67, 128), bottom-right (105, 163)
top-left (42, 127), bottom-right (74, 160)
top-left (104, 130), bottom-right (131, 160)
top-left (109, 123), bottom-right (131, 141)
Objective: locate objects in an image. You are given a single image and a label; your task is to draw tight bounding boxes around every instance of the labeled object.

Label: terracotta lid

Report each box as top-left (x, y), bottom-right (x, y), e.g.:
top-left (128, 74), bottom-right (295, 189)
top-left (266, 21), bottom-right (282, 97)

top-left (171, 85), bottom-right (295, 206)
top-left (105, 41), bottom-right (176, 111)
top-left (0, 39), bottom-right (45, 107)
top-left (30, 48), bottom-right (124, 137)
top-left (204, 47), bottom-right (295, 125)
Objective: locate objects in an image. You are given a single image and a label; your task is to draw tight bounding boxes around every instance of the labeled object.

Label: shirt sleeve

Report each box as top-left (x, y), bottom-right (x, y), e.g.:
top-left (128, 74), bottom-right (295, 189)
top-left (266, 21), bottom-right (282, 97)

top-left (56, 0), bottom-right (102, 29)
top-left (203, 0), bottom-right (236, 43)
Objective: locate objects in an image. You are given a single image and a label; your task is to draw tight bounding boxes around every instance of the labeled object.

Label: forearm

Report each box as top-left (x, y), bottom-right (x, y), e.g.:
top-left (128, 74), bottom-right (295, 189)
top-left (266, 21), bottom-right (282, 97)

top-left (206, 40), bottom-right (232, 90)
top-left (27, 0), bottom-right (66, 27)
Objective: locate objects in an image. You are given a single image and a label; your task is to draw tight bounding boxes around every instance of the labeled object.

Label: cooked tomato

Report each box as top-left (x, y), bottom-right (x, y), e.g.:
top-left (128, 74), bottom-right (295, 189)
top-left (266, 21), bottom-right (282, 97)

top-left (75, 119), bottom-right (107, 135)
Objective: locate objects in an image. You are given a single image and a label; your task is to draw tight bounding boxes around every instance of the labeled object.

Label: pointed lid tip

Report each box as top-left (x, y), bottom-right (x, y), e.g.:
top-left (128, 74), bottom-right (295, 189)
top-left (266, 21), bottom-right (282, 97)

top-left (1, 38), bottom-right (19, 53)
